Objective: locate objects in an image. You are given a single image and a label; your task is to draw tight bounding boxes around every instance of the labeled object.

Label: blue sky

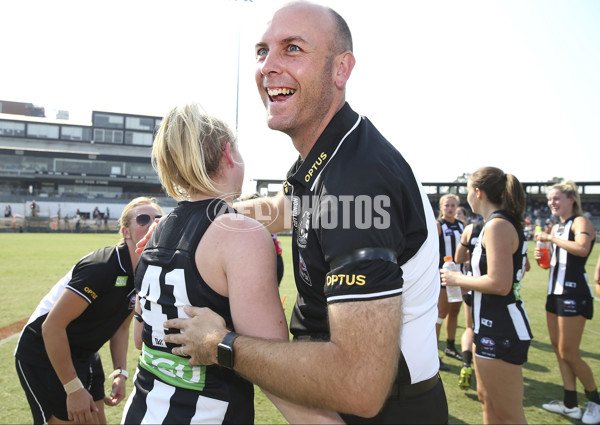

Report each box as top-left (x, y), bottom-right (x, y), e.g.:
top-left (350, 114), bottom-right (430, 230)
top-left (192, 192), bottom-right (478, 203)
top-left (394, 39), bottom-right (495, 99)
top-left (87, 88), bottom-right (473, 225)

top-left (1, 0), bottom-right (598, 193)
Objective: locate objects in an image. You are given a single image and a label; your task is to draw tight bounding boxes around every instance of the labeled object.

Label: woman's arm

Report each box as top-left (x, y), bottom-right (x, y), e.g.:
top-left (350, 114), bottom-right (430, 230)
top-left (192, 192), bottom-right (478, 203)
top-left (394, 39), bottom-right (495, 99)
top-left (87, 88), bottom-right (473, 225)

top-left (442, 218), bottom-right (517, 296)
top-left (104, 311), bottom-right (133, 406)
top-left (196, 214), bottom-right (343, 423)
top-left (133, 296), bottom-right (143, 350)
top-left (594, 252), bottom-right (600, 285)
top-left (42, 290), bottom-right (98, 423)
top-left (536, 217), bottom-right (594, 258)
top-left (454, 224), bottom-right (472, 264)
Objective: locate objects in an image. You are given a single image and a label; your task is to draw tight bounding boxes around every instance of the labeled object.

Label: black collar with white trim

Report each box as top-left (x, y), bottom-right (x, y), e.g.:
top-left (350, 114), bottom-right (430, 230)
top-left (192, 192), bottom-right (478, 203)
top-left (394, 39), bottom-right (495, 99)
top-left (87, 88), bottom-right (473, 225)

top-left (285, 103), bottom-right (361, 192)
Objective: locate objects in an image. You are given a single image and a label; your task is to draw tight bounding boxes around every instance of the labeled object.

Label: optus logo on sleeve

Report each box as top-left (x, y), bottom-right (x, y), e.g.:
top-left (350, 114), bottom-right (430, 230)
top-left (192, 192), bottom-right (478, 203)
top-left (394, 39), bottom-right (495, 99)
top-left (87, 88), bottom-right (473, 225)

top-left (326, 274), bottom-right (366, 286)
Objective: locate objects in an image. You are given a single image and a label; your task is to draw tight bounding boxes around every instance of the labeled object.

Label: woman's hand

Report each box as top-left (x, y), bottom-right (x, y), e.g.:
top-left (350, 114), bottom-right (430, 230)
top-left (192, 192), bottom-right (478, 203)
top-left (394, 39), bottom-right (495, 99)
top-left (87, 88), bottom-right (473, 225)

top-left (67, 388), bottom-right (98, 423)
top-left (440, 269), bottom-right (461, 287)
top-left (534, 232), bottom-right (552, 243)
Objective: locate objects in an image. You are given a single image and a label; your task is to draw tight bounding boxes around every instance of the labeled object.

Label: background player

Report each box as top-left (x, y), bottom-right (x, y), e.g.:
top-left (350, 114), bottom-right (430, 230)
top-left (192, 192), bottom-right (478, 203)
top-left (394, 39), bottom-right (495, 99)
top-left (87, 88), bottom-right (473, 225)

top-left (15, 197), bottom-right (163, 424)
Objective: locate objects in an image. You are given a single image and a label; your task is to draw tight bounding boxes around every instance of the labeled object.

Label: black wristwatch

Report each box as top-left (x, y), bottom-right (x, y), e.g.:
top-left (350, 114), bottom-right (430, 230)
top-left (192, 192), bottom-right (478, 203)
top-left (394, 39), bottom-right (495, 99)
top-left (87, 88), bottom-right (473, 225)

top-left (217, 332), bottom-right (239, 369)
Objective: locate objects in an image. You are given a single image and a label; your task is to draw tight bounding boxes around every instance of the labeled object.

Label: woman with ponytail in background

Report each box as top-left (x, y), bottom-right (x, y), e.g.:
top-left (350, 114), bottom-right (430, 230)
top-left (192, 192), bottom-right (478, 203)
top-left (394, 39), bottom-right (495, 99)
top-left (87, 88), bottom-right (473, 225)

top-left (535, 180), bottom-right (599, 425)
top-left (441, 166), bottom-right (531, 424)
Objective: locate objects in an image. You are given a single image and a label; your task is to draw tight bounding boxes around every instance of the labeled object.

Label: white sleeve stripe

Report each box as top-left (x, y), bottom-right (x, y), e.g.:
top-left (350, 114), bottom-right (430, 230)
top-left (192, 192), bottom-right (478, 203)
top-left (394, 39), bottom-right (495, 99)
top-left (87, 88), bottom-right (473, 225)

top-left (66, 286), bottom-right (92, 304)
top-left (327, 287), bottom-right (403, 303)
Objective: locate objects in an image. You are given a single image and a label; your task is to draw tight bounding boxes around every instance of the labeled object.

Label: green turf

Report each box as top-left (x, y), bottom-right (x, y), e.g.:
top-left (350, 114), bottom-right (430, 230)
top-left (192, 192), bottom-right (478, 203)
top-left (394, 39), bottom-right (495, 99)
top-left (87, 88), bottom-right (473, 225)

top-left (0, 233), bottom-right (598, 424)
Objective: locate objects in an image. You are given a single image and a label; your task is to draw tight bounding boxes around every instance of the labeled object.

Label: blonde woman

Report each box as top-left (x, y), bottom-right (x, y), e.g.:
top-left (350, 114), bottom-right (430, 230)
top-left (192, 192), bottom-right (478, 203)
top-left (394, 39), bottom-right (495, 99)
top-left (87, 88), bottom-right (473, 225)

top-left (122, 103), bottom-right (340, 424)
top-left (436, 193), bottom-right (465, 370)
top-left (535, 180), bottom-right (599, 424)
top-left (441, 167), bottom-right (531, 424)
top-left (15, 197), bottom-right (163, 425)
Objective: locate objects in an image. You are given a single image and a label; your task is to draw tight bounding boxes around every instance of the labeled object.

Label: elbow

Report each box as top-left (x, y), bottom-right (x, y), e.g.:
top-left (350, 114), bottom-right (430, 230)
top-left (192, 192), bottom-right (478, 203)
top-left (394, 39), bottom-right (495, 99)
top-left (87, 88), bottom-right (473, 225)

top-left (496, 283), bottom-right (513, 296)
top-left (339, 375), bottom-right (392, 417)
top-left (343, 389), bottom-right (388, 418)
top-left (40, 319), bottom-right (53, 339)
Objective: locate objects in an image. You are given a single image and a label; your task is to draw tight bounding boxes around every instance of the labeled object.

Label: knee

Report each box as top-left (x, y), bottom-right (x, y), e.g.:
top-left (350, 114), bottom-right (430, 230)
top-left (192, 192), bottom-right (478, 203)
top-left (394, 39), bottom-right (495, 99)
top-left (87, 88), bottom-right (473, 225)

top-left (558, 346), bottom-right (581, 365)
top-left (477, 388), bottom-right (488, 405)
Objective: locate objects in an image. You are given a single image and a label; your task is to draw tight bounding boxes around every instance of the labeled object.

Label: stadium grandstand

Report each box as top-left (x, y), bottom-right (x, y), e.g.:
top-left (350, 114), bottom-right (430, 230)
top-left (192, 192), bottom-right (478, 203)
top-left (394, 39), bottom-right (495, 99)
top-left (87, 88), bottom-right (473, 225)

top-left (1, 100), bottom-right (599, 237)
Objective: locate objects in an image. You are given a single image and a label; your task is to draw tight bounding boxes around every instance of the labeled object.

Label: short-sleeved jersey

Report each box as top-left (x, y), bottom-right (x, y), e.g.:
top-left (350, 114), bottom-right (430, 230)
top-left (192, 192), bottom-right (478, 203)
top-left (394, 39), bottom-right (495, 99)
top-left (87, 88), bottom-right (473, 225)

top-left (15, 244), bottom-right (136, 364)
top-left (134, 200), bottom-right (253, 422)
top-left (547, 215), bottom-right (595, 297)
top-left (438, 218), bottom-right (464, 267)
top-left (283, 102), bottom-right (441, 384)
top-left (470, 211), bottom-right (532, 341)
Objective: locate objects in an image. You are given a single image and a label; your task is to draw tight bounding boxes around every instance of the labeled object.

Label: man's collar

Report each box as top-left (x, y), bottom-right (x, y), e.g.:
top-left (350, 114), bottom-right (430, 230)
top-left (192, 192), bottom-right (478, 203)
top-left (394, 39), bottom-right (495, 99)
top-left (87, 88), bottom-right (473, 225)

top-left (287, 103), bottom-right (360, 189)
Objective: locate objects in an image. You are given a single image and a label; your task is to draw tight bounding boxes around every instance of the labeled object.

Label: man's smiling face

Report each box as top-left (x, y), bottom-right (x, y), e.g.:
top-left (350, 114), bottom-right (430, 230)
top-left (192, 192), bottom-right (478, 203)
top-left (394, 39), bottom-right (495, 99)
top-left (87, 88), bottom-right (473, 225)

top-left (254, 3), bottom-right (338, 140)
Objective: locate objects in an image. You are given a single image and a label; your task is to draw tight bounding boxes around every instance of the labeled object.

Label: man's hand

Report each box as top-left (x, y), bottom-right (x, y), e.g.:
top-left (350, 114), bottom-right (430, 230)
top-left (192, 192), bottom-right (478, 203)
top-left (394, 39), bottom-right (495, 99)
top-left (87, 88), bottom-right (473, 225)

top-left (163, 306), bottom-right (228, 366)
top-left (104, 375), bottom-right (126, 406)
top-left (135, 219), bottom-right (159, 253)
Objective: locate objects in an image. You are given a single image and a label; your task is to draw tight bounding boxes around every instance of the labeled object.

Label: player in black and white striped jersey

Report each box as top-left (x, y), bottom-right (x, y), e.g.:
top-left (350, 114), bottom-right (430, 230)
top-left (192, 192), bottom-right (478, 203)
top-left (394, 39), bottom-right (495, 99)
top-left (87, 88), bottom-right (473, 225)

top-left (534, 180), bottom-right (599, 424)
top-left (435, 193), bottom-right (465, 370)
top-left (441, 166), bottom-right (531, 424)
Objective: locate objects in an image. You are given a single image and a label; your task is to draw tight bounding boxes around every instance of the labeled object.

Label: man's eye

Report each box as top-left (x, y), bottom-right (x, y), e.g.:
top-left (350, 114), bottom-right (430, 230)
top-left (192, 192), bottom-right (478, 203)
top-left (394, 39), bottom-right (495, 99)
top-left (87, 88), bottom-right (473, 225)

top-left (288, 45), bottom-right (300, 52)
top-left (256, 47), bottom-right (268, 57)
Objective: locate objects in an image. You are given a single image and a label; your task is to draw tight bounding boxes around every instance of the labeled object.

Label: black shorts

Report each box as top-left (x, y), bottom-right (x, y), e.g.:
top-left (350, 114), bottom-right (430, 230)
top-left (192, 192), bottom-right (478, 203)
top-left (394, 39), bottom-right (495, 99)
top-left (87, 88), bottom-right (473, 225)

top-left (474, 334), bottom-right (530, 365)
top-left (463, 291), bottom-right (473, 307)
top-left (15, 352), bottom-right (105, 425)
top-left (546, 294), bottom-right (594, 319)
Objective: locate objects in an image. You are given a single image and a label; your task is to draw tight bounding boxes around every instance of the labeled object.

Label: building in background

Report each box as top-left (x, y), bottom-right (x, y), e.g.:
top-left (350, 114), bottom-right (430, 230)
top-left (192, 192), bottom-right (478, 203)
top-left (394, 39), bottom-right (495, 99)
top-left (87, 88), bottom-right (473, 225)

top-left (1, 100), bottom-right (598, 233)
top-left (0, 100), bottom-right (176, 220)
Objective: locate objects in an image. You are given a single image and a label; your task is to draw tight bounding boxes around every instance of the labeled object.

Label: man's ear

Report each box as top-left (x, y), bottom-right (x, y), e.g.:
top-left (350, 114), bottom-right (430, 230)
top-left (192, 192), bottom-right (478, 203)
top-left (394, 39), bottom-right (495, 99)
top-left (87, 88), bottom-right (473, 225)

top-left (122, 226), bottom-right (130, 240)
top-left (334, 51), bottom-right (356, 89)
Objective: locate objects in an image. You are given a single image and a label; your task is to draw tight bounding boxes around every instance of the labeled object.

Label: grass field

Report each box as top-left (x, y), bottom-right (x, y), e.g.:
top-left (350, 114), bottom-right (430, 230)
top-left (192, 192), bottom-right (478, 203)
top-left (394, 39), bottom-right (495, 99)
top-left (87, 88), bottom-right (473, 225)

top-left (0, 233), bottom-right (598, 424)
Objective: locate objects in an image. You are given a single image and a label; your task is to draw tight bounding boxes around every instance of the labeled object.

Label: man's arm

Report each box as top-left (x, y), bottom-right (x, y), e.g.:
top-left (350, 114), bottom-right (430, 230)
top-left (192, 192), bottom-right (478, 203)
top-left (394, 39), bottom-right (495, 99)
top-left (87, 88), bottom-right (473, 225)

top-left (165, 295), bottom-right (401, 418)
top-left (234, 191), bottom-right (291, 234)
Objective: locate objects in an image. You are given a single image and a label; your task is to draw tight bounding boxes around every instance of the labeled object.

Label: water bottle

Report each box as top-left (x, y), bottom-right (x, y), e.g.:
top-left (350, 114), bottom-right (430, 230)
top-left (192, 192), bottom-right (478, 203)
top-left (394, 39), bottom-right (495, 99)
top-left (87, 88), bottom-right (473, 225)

top-left (536, 240), bottom-right (551, 269)
top-left (442, 256), bottom-right (463, 303)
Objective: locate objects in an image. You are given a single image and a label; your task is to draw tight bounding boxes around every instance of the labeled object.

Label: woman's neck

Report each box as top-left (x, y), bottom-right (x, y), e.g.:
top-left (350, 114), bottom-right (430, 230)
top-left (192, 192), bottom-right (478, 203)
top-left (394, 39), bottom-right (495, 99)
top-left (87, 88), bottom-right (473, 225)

top-left (559, 210), bottom-right (574, 223)
top-left (480, 203), bottom-right (501, 222)
top-left (189, 192), bottom-right (236, 205)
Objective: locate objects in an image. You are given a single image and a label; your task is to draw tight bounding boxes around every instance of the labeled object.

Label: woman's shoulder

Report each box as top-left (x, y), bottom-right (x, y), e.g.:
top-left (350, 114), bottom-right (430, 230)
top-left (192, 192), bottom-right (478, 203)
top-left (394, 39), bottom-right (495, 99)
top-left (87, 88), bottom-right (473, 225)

top-left (486, 213), bottom-right (518, 234)
top-left (209, 213), bottom-right (272, 246)
top-left (571, 214), bottom-right (594, 231)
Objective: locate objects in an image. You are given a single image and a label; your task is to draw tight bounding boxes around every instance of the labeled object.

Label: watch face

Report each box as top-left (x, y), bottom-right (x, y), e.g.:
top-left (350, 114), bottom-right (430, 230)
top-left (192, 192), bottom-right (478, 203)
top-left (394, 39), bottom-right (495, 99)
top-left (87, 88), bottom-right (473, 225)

top-left (217, 342), bottom-right (234, 369)
top-left (217, 332), bottom-right (238, 369)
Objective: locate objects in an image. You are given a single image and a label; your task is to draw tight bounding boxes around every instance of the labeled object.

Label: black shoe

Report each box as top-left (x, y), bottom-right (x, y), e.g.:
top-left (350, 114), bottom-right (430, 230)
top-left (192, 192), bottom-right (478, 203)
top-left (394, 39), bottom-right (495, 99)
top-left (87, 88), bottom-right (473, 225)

top-left (439, 357), bottom-right (450, 371)
top-left (444, 347), bottom-right (463, 361)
